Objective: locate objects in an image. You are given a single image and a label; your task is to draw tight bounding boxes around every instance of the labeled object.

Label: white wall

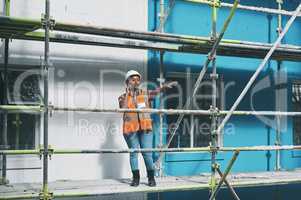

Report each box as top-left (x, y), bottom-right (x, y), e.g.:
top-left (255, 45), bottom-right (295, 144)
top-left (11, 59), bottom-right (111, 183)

top-left (2, 0), bottom-right (149, 183)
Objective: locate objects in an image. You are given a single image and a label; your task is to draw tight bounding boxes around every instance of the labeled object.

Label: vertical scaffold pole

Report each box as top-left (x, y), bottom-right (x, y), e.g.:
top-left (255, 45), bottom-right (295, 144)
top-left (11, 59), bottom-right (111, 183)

top-left (41, 0), bottom-right (51, 199)
top-left (209, 0), bottom-right (219, 198)
top-left (158, 51), bottom-right (164, 177)
top-left (1, 0), bottom-right (11, 185)
top-left (275, 0), bottom-right (283, 171)
top-left (158, 0), bottom-right (165, 177)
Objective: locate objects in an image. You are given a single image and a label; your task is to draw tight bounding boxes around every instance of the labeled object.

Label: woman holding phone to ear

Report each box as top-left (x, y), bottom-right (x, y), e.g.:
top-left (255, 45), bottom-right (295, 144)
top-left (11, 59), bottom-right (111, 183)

top-left (118, 70), bottom-right (177, 187)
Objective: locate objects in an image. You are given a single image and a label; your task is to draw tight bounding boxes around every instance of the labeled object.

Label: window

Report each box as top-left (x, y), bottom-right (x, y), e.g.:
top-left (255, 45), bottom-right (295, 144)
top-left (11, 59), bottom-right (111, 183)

top-left (0, 67), bottom-right (42, 150)
top-left (293, 81), bottom-right (301, 145)
top-left (165, 71), bottom-right (224, 148)
top-left (6, 114), bottom-right (39, 150)
top-left (7, 70), bottom-right (42, 104)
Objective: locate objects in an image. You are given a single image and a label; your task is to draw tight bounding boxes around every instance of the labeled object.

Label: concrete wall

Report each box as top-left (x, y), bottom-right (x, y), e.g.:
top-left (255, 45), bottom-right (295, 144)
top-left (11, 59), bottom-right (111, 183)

top-left (0, 0), bottom-right (149, 183)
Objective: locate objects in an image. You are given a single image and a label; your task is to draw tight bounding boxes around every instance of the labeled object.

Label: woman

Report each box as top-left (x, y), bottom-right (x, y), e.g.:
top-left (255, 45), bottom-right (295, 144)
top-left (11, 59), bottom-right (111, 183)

top-left (118, 70), bottom-right (176, 187)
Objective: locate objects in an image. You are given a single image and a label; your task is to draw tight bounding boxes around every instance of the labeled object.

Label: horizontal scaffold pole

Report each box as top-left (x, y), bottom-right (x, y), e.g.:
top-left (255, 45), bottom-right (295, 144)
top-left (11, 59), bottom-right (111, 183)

top-left (3, 105), bottom-right (301, 117)
top-left (53, 106), bottom-right (301, 116)
top-left (0, 105), bottom-right (42, 113)
top-left (1, 145), bottom-right (301, 155)
top-left (184, 0), bottom-right (301, 17)
top-left (0, 105), bottom-right (42, 110)
top-left (1, 16), bottom-right (301, 61)
top-left (0, 194), bottom-right (39, 200)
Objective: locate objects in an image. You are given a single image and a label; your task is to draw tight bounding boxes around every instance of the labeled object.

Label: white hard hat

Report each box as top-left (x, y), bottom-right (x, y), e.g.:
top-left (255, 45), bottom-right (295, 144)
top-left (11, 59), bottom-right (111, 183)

top-left (125, 70), bottom-right (141, 82)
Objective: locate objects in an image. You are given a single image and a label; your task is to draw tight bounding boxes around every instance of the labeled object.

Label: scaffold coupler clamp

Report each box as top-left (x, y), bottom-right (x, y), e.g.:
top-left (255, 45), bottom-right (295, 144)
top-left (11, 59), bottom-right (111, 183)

top-left (207, 52), bottom-right (216, 61)
top-left (212, 163), bottom-right (220, 170)
top-left (210, 35), bottom-right (215, 42)
top-left (39, 145), bottom-right (54, 160)
top-left (41, 57), bottom-right (53, 69)
top-left (210, 72), bottom-right (219, 80)
top-left (41, 14), bottom-right (56, 30)
top-left (210, 0), bottom-right (221, 8)
top-left (209, 144), bottom-right (219, 153)
top-left (39, 191), bottom-right (53, 200)
top-left (157, 77), bottom-right (166, 85)
top-left (39, 144), bottom-right (43, 160)
top-left (39, 104), bottom-right (45, 113)
top-left (48, 145), bottom-right (54, 160)
top-left (48, 102), bottom-right (54, 117)
top-left (209, 105), bottom-right (219, 118)
top-left (276, 27), bottom-right (283, 34)
top-left (0, 177), bottom-right (9, 185)
top-left (275, 141), bottom-right (281, 146)
top-left (158, 12), bottom-right (165, 22)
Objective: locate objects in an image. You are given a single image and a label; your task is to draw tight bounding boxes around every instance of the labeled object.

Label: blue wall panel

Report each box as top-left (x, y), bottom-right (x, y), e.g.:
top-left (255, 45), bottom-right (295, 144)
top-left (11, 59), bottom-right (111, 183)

top-left (148, 0), bottom-right (301, 176)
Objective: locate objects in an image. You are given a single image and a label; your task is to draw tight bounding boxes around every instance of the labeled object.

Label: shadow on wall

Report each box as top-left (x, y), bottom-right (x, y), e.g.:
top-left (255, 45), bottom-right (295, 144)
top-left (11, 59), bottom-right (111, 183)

top-left (99, 118), bottom-right (127, 179)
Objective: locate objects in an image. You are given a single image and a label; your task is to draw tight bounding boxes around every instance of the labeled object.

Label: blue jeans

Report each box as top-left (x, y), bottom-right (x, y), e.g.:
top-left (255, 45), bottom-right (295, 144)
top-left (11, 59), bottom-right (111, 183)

top-left (123, 131), bottom-right (155, 171)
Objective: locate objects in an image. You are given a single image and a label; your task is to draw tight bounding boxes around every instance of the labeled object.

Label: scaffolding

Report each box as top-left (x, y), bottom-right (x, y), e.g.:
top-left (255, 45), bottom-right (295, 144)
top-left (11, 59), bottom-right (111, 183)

top-left (1, 0), bottom-right (301, 199)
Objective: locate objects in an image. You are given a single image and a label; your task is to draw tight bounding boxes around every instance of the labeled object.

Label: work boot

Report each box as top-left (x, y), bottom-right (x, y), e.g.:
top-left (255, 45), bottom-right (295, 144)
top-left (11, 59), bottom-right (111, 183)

top-left (130, 170), bottom-right (140, 187)
top-left (147, 170), bottom-right (156, 187)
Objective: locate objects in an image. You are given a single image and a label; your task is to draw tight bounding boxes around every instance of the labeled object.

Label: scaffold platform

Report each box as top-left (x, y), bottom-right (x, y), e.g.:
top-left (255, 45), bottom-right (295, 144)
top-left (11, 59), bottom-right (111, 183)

top-left (1, 170), bottom-right (301, 199)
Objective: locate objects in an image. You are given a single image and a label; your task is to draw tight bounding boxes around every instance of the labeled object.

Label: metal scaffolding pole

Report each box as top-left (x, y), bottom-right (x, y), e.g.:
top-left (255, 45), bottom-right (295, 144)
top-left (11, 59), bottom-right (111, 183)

top-left (159, 0), bottom-right (165, 33)
top-left (184, 0), bottom-right (301, 17)
top-left (1, 16), bottom-right (301, 61)
top-left (1, 0), bottom-right (10, 186)
top-left (156, 0), bottom-right (175, 32)
top-left (51, 106), bottom-right (301, 116)
top-left (1, 145), bottom-right (301, 155)
top-left (0, 105), bottom-right (42, 114)
top-left (275, 0), bottom-right (283, 171)
top-left (209, 150), bottom-right (240, 200)
top-left (4, 104), bottom-right (301, 118)
top-left (5, 14), bottom-right (300, 49)
top-left (41, 0), bottom-right (52, 199)
top-left (157, 0), bottom-right (165, 177)
top-left (158, 51), bottom-right (165, 176)
top-left (209, 0), bottom-right (219, 198)
top-left (216, 167), bottom-right (240, 200)
top-left (216, 3), bottom-right (301, 135)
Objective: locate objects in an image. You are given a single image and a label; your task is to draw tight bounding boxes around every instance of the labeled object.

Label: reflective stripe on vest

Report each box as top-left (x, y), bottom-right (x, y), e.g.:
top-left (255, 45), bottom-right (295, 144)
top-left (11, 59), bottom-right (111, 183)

top-left (122, 90), bottom-right (152, 134)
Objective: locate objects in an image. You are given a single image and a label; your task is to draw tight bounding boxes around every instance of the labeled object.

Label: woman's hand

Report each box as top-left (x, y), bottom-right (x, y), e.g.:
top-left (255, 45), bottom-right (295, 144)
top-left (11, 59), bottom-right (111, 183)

top-left (118, 95), bottom-right (126, 108)
top-left (163, 81), bottom-right (178, 89)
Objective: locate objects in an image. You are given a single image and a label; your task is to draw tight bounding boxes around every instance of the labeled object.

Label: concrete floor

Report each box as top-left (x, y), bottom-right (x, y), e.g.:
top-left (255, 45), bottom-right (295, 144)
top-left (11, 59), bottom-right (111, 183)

top-left (1, 170), bottom-right (301, 199)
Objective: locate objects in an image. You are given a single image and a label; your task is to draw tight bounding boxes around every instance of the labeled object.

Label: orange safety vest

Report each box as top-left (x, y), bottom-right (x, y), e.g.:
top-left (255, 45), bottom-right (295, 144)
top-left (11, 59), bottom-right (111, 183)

top-left (119, 89), bottom-right (153, 134)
